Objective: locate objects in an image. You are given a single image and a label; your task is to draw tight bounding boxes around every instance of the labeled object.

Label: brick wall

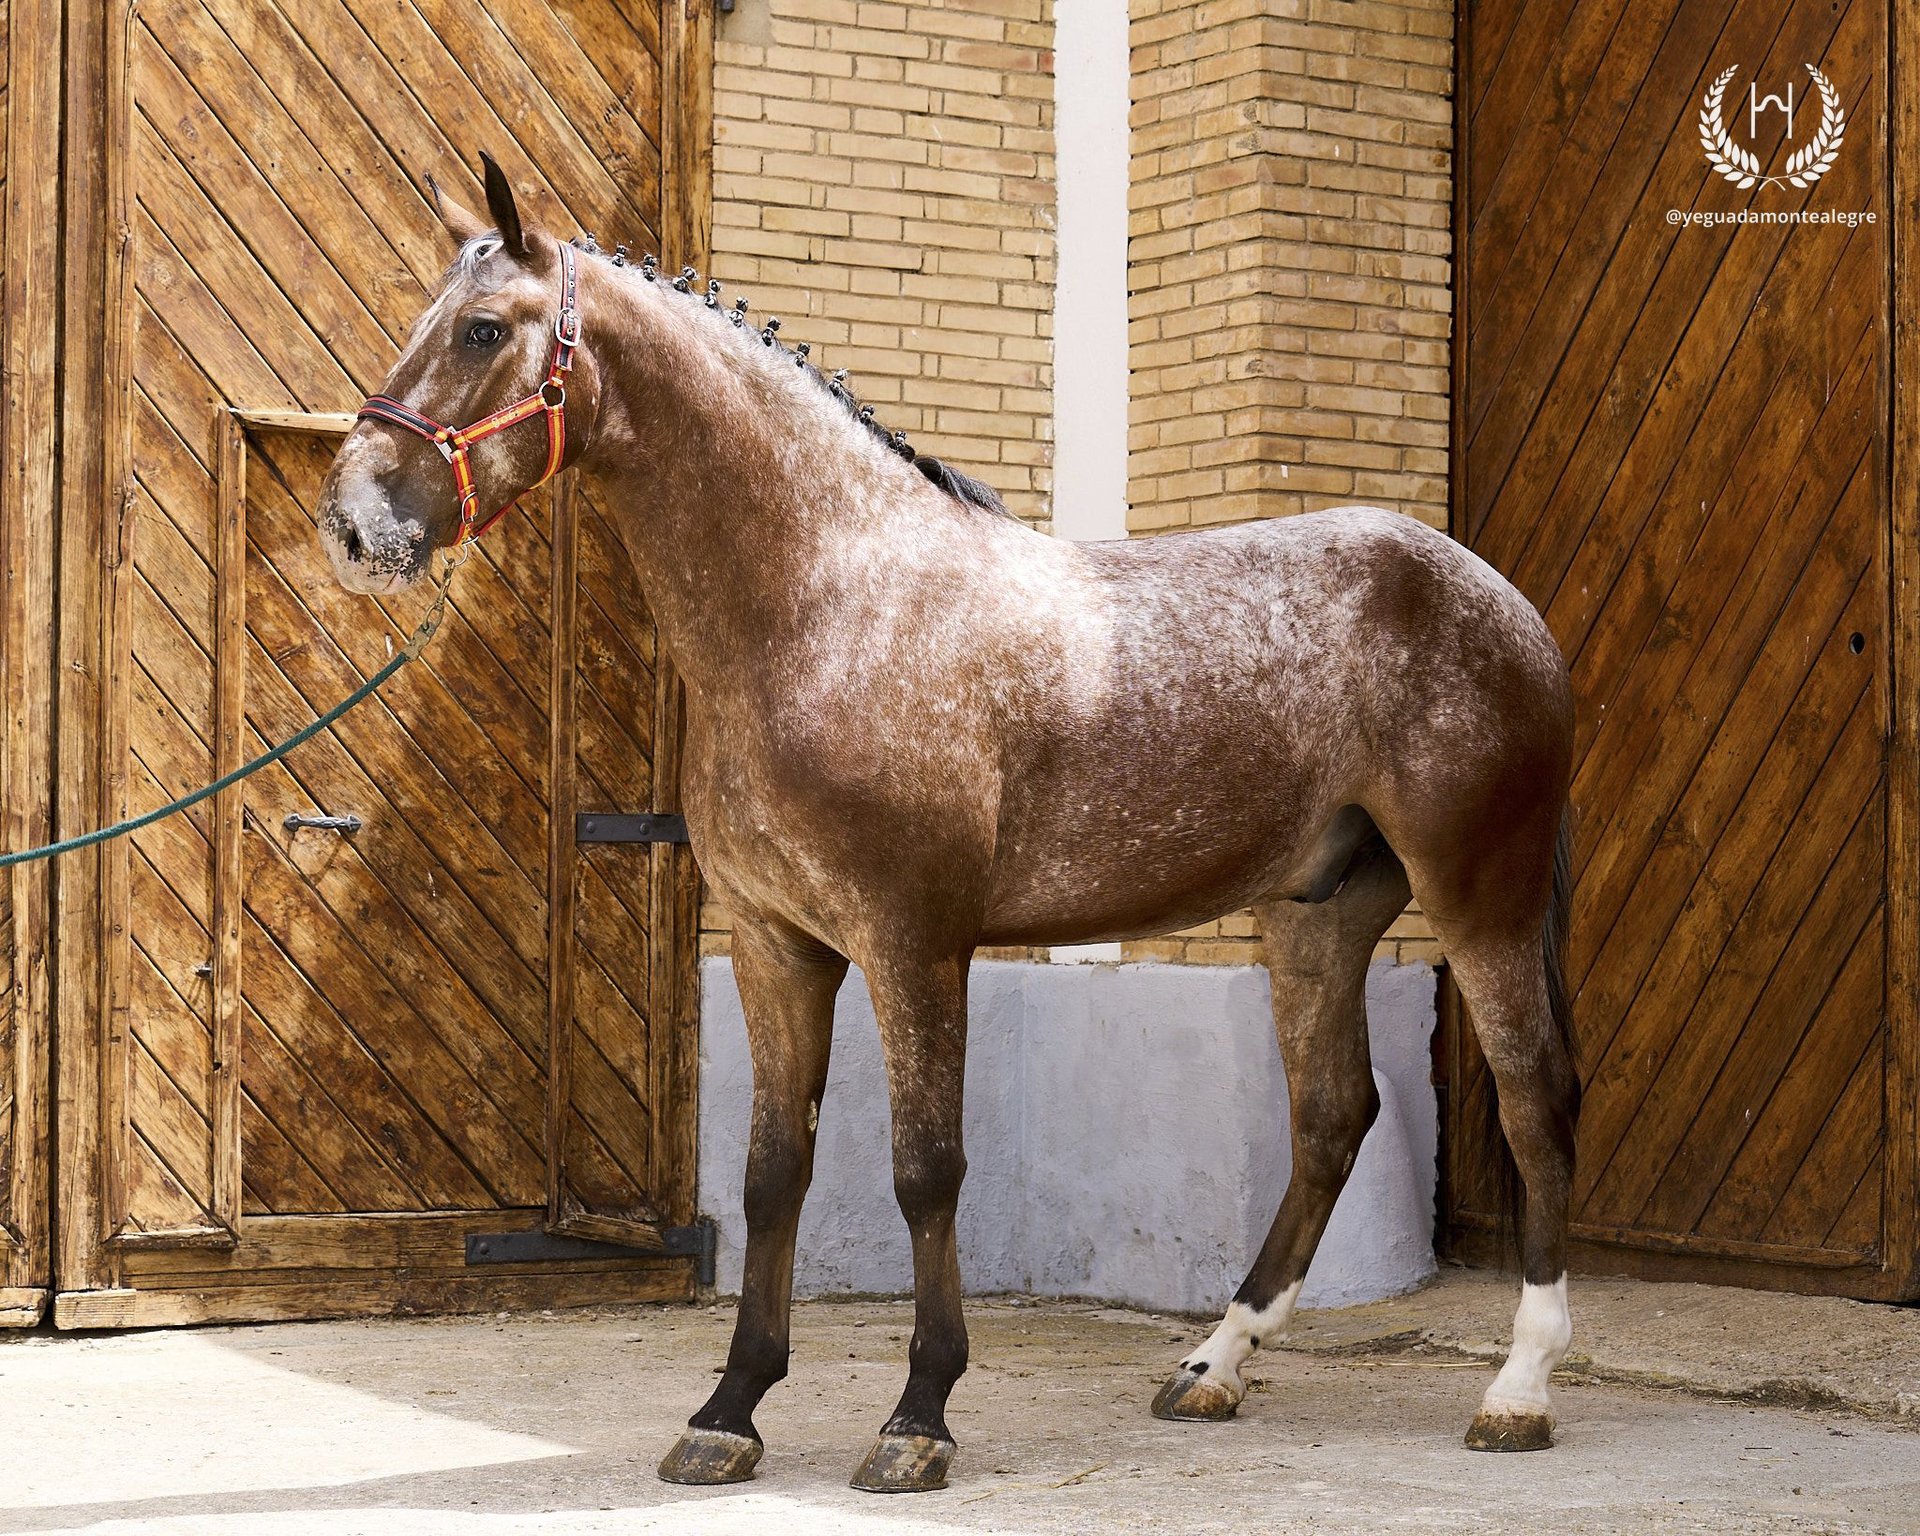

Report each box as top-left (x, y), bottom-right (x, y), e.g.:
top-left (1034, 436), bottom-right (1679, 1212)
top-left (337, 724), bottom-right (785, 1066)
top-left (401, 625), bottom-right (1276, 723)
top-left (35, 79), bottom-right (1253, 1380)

top-left (1122, 0), bottom-right (1453, 964)
top-left (707, 0), bottom-right (1056, 526)
top-left (1127, 0), bottom-right (1453, 537)
top-left (700, 0), bottom-right (1057, 956)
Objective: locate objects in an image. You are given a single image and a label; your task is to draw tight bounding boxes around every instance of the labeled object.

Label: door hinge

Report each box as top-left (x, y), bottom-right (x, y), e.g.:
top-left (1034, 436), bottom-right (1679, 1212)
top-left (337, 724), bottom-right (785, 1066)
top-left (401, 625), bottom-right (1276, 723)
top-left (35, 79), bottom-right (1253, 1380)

top-left (575, 812), bottom-right (689, 844)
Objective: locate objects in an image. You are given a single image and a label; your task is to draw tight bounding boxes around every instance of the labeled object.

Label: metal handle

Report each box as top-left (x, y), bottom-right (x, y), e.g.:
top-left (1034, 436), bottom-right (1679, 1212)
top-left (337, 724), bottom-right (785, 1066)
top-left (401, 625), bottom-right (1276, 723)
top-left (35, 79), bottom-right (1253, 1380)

top-left (284, 812), bottom-right (362, 834)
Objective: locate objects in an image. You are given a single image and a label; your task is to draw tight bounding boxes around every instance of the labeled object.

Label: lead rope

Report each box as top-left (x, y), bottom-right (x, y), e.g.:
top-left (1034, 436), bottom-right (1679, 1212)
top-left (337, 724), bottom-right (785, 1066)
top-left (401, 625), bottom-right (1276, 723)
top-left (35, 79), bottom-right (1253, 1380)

top-left (0, 550), bottom-right (466, 869)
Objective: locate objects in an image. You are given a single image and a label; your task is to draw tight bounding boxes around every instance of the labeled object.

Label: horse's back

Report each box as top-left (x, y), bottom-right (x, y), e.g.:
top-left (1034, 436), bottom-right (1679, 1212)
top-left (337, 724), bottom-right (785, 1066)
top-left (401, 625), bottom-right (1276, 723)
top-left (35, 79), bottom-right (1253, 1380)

top-left (1067, 504), bottom-right (1567, 747)
top-left (1081, 504), bottom-right (1550, 648)
top-left (979, 506), bottom-right (1569, 942)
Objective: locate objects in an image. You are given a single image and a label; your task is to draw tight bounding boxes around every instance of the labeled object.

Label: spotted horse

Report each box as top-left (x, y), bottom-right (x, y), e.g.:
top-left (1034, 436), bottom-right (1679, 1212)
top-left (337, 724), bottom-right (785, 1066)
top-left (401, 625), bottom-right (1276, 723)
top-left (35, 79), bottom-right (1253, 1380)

top-left (317, 157), bottom-right (1583, 1492)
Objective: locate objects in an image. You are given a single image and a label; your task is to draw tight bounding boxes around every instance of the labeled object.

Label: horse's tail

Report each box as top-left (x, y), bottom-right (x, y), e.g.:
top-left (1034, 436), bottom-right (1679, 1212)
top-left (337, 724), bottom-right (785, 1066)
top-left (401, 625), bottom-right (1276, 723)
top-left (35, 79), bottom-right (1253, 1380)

top-left (1472, 806), bottom-right (1576, 1264)
top-left (1542, 807), bottom-right (1578, 1116)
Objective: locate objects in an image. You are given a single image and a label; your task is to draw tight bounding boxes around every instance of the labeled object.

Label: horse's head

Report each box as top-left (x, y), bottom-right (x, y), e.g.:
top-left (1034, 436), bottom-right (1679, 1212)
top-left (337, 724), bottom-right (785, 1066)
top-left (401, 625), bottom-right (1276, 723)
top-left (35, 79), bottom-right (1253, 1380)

top-left (320, 155), bottom-right (596, 593)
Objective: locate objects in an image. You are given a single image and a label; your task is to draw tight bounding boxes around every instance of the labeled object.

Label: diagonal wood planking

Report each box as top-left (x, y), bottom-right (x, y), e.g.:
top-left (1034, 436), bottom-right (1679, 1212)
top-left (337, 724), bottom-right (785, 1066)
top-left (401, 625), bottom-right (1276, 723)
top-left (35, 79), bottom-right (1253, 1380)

top-left (115, 0), bottom-right (670, 1264)
top-left (1453, 0), bottom-right (1891, 1282)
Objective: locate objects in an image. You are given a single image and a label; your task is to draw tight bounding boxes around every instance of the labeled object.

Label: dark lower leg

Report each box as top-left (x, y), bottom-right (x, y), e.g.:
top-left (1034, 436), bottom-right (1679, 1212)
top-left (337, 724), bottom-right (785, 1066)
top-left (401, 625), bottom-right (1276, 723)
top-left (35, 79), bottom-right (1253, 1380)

top-left (1464, 1086), bottom-right (1575, 1451)
top-left (684, 1109), bottom-right (816, 1439)
top-left (1446, 938), bottom-right (1578, 1452)
top-left (854, 956), bottom-right (970, 1491)
top-left (881, 1150), bottom-right (968, 1443)
top-left (1154, 1022), bottom-right (1374, 1423)
top-left (661, 923), bottom-right (844, 1483)
top-left (1235, 985), bottom-right (1382, 1307)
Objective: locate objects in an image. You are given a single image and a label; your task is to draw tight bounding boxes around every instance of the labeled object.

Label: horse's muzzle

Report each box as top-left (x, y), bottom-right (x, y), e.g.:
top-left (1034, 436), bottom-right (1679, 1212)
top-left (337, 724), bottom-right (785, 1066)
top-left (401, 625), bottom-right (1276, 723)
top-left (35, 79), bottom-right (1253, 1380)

top-left (321, 488), bottom-right (432, 596)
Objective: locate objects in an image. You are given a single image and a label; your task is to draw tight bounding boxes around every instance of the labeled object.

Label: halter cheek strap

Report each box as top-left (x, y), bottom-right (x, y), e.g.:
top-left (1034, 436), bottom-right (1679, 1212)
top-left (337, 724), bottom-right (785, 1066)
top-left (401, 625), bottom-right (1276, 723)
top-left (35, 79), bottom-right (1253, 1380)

top-left (357, 240), bottom-right (581, 545)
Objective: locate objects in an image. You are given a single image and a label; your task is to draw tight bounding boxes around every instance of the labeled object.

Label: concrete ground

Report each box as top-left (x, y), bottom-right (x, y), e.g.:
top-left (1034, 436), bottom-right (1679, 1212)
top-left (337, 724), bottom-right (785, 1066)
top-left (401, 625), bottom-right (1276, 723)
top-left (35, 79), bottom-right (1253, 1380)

top-left (2, 1268), bottom-right (1917, 1535)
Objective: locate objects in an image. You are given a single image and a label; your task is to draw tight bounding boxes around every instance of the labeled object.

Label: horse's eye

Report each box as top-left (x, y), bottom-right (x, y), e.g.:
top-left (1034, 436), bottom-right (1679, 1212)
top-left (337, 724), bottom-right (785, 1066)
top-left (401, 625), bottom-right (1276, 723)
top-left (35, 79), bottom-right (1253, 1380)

top-left (465, 320), bottom-right (505, 349)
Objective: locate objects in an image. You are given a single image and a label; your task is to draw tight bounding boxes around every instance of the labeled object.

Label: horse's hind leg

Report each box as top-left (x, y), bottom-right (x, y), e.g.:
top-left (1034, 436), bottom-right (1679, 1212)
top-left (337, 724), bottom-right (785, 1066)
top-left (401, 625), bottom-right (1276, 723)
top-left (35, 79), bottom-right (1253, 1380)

top-left (1413, 816), bottom-right (1579, 1452)
top-left (1153, 840), bottom-right (1411, 1421)
top-left (659, 916), bottom-right (845, 1485)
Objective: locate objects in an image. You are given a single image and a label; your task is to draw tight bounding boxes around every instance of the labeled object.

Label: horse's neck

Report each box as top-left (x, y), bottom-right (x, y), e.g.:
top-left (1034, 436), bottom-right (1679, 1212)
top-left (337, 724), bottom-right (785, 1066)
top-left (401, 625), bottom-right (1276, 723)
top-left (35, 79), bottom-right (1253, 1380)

top-left (580, 283), bottom-right (990, 698)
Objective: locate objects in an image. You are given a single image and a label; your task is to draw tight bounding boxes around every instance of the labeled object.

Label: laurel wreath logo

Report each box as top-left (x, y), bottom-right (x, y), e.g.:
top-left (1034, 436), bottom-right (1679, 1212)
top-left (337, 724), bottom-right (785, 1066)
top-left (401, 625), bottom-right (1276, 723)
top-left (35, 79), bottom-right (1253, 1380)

top-left (1699, 63), bottom-right (1845, 191)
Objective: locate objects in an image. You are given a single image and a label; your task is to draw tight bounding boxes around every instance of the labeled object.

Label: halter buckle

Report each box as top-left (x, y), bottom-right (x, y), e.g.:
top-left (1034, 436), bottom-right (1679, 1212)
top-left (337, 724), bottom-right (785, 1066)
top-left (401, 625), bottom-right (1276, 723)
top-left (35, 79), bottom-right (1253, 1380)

top-left (555, 307), bottom-right (581, 348)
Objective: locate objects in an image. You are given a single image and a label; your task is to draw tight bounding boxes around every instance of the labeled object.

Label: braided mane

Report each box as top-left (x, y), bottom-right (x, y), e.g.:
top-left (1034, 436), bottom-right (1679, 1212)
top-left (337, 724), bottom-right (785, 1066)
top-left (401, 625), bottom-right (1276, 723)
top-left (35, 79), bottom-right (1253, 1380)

top-left (571, 237), bottom-right (1010, 517)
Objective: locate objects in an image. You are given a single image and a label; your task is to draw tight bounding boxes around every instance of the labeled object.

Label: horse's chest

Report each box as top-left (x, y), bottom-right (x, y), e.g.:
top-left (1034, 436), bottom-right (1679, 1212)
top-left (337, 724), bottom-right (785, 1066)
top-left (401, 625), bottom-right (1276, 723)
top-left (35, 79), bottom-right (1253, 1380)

top-left (680, 709), bottom-right (996, 946)
top-left (681, 732), bottom-right (822, 888)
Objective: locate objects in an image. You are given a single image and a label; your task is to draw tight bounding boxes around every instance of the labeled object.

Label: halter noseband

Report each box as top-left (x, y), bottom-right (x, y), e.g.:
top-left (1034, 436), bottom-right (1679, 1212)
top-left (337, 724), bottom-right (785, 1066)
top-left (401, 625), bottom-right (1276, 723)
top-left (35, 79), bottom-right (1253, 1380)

top-left (357, 241), bottom-right (581, 546)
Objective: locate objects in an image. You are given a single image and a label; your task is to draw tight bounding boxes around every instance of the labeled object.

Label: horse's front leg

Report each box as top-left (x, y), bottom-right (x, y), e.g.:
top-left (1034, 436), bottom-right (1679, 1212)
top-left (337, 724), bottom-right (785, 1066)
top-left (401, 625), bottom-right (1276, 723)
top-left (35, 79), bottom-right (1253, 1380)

top-left (850, 951), bottom-right (971, 1494)
top-left (658, 917), bottom-right (846, 1485)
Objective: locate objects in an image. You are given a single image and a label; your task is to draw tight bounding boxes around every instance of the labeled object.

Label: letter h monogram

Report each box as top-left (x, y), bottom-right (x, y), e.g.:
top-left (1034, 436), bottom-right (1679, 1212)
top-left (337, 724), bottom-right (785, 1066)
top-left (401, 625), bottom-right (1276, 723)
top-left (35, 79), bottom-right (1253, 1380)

top-left (1749, 80), bottom-right (1795, 139)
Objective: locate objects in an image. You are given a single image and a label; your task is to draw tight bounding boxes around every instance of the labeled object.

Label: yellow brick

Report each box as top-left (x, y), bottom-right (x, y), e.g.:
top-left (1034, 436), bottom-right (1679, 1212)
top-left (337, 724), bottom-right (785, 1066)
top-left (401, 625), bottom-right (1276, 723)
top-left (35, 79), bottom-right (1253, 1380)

top-left (832, 25), bottom-right (931, 60)
top-left (1196, 940), bottom-right (1266, 965)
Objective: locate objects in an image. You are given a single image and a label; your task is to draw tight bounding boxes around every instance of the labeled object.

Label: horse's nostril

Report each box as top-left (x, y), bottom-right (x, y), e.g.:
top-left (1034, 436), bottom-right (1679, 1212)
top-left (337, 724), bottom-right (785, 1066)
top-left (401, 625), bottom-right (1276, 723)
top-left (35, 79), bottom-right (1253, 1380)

top-left (343, 526), bottom-right (365, 563)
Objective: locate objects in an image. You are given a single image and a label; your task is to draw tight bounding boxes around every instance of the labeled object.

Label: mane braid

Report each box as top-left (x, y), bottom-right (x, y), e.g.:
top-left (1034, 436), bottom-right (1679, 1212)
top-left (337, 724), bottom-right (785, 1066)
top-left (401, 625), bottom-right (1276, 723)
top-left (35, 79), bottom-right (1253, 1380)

top-left (573, 238), bottom-right (1011, 517)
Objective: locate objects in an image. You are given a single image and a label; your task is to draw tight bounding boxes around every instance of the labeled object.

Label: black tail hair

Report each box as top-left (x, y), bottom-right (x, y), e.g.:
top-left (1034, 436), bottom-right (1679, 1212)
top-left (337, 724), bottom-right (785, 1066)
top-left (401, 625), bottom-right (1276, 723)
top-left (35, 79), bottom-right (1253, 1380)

top-left (1543, 808), bottom-right (1578, 1112)
top-left (1476, 807), bottom-right (1578, 1266)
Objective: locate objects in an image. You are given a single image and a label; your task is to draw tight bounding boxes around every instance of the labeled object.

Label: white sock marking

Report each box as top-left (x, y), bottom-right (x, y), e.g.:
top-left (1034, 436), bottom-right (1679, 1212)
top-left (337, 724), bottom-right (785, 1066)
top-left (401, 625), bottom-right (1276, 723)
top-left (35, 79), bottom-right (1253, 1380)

top-left (1178, 1282), bottom-right (1302, 1404)
top-left (1480, 1276), bottom-right (1572, 1418)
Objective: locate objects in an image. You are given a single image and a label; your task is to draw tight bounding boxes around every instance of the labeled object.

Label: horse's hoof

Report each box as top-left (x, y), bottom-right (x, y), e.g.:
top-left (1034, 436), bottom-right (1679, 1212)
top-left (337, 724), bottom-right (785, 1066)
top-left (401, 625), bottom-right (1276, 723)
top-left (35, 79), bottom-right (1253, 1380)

top-left (657, 1427), bottom-right (764, 1484)
top-left (1464, 1408), bottom-right (1555, 1452)
top-left (849, 1433), bottom-right (955, 1493)
top-left (1150, 1367), bottom-right (1240, 1421)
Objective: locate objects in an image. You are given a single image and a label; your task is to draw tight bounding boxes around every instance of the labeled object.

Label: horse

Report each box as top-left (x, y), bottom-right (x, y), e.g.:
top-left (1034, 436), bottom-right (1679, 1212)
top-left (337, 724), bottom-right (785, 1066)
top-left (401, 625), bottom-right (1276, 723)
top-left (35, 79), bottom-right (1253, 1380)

top-left (317, 156), bottom-right (1582, 1493)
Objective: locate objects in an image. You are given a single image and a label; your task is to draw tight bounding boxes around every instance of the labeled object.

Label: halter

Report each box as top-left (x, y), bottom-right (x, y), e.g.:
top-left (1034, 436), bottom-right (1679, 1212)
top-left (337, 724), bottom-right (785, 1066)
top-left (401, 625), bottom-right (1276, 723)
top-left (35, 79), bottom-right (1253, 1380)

top-left (357, 241), bottom-right (580, 545)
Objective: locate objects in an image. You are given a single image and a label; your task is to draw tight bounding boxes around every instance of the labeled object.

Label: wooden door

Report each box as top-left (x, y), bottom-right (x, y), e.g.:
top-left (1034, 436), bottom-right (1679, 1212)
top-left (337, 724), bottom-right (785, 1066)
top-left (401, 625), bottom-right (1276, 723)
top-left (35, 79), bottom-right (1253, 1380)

top-left (52, 0), bottom-right (710, 1326)
top-left (1446, 0), bottom-right (1917, 1297)
top-left (0, 0), bottom-right (62, 1328)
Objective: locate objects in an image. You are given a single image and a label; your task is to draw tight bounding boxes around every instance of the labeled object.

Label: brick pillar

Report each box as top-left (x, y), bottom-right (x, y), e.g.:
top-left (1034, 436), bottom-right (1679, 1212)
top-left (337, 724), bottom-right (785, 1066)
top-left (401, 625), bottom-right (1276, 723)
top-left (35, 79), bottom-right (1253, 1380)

top-left (1128, 0), bottom-right (1453, 538)
top-left (708, 0), bottom-right (1057, 530)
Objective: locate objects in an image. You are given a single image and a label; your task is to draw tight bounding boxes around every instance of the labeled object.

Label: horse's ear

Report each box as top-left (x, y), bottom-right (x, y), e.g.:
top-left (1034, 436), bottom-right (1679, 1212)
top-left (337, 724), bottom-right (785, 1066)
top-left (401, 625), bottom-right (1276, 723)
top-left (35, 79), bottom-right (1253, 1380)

top-left (425, 169), bottom-right (488, 246)
top-left (479, 151), bottom-right (528, 257)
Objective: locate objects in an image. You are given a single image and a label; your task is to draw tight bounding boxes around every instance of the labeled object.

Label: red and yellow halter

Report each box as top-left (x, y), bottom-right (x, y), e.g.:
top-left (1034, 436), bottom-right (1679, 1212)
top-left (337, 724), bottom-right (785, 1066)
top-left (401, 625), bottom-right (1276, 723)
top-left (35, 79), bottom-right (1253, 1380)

top-left (357, 240), bottom-right (581, 545)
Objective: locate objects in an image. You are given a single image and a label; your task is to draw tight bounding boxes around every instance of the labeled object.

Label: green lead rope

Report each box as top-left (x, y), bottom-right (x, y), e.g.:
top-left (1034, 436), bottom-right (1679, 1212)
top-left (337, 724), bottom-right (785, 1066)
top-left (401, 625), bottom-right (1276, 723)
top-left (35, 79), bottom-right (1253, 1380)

top-left (0, 563), bottom-right (457, 870)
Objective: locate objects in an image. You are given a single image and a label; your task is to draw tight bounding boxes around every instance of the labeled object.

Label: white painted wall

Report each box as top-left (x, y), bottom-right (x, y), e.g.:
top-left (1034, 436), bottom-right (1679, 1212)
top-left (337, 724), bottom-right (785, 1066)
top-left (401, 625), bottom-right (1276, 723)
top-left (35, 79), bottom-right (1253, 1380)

top-left (1050, 0), bottom-right (1130, 546)
top-left (698, 959), bottom-right (1439, 1312)
top-left (1047, 0), bottom-right (1133, 964)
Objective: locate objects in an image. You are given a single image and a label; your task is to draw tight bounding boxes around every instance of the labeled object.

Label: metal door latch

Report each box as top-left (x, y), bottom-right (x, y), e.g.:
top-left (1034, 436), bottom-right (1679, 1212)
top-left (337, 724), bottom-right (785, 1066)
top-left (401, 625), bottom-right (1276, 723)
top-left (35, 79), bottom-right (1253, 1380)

top-left (284, 812), bottom-right (363, 834)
